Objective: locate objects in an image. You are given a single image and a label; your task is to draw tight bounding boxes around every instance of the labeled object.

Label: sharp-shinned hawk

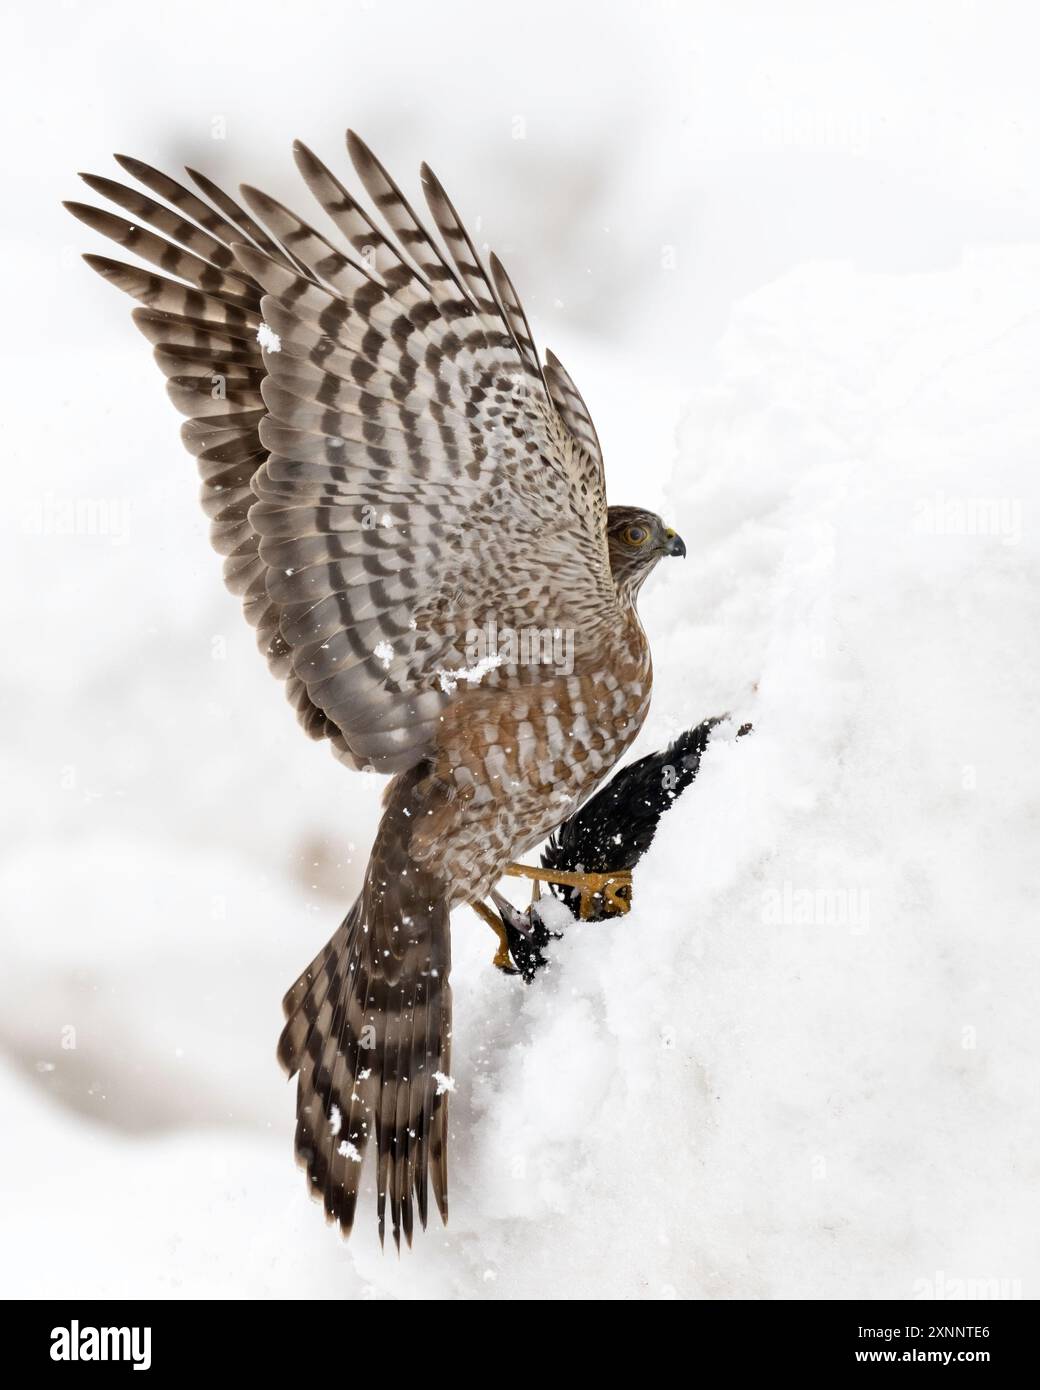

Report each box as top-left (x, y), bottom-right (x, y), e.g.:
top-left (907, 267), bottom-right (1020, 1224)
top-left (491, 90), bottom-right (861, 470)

top-left (67, 131), bottom-right (686, 1247)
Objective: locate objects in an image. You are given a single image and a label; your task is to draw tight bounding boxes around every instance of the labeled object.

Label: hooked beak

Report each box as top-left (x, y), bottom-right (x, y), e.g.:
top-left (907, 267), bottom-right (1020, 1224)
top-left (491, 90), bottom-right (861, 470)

top-left (664, 527), bottom-right (686, 558)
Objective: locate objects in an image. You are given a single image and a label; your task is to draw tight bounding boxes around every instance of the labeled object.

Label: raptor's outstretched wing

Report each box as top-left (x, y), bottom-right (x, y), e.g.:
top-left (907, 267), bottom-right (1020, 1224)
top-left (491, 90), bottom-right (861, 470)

top-left (68, 133), bottom-right (616, 772)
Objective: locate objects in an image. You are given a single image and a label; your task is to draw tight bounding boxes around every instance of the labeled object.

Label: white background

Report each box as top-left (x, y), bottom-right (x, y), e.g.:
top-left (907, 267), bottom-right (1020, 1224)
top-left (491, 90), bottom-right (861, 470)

top-left (1, 0), bottom-right (1037, 1299)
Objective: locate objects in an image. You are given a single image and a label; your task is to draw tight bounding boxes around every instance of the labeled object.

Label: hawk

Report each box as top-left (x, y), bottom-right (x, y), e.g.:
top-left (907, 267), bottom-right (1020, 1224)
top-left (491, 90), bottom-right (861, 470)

top-left (67, 132), bottom-right (686, 1247)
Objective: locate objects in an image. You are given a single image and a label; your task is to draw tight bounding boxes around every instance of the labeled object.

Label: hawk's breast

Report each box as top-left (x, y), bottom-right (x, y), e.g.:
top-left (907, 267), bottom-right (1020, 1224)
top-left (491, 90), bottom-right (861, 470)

top-left (417, 615), bottom-right (653, 902)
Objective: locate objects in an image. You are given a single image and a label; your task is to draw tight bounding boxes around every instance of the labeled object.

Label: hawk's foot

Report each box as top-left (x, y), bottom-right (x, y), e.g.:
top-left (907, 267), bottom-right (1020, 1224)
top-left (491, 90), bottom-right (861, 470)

top-left (503, 863), bottom-right (633, 919)
top-left (469, 899), bottom-right (518, 974)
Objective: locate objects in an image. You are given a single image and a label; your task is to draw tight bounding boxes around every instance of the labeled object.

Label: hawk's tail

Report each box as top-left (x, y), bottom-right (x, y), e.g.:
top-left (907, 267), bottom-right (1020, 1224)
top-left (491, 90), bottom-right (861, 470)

top-left (277, 779), bottom-right (452, 1247)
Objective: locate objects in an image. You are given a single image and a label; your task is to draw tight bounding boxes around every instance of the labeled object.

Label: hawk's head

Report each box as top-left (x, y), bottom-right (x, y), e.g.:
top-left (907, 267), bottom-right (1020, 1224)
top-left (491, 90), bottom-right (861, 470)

top-left (606, 506), bottom-right (686, 601)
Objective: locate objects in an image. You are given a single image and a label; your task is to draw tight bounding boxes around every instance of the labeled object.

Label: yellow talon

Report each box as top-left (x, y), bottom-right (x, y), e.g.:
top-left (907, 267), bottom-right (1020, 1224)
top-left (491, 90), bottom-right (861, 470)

top-left (470, 862), bottom-right (635, 974)
top-left (492, 941), bottom-right (515, 971)
top-left (470, 899), bottom-right (517, 972)
top-left (502, 863), bottom-right (633, 919)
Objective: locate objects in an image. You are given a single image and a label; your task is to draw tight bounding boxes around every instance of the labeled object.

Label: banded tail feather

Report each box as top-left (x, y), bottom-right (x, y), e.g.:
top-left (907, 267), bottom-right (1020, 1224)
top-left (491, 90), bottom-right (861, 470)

top-left (277, 766), bottom-right (452, 1247)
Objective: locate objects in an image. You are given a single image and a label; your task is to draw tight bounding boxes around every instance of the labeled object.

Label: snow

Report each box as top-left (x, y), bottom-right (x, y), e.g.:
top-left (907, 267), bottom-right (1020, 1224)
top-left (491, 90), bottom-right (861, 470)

top-left (434, 652), bottom-right (504, 695)
top-left (4, 0), bottom-right (1039, 1302)
top-left (256, 323), bottom-right (281, 353)
top-left (530, 895), bottom-right (575, 934)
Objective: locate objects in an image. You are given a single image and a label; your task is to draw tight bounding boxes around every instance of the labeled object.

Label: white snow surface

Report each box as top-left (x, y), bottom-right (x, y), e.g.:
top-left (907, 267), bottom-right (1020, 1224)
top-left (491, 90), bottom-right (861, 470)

top-left (2, 0), bottom-right (1039, 1300)
top-left (256, 323), bottom-right (281, 354)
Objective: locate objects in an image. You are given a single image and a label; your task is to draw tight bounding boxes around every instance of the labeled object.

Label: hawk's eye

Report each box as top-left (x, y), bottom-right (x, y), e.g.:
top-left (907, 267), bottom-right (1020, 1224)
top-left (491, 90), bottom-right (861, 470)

top-left (623, 525), bottom-right (648, 547)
